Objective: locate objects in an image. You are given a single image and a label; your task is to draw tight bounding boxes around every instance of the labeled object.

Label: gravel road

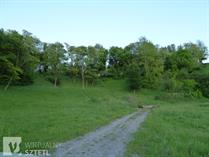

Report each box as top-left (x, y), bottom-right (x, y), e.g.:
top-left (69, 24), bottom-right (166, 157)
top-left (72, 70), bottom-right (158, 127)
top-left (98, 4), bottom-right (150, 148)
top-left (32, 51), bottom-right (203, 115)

top-left (53, 111), bottom-right (148, 157)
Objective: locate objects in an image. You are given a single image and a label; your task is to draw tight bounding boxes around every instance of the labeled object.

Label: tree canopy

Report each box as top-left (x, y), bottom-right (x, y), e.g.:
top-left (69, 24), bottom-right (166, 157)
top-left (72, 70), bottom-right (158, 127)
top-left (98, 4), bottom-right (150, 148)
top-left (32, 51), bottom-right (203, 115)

top-left (0, 28), bottom-right (208, 97)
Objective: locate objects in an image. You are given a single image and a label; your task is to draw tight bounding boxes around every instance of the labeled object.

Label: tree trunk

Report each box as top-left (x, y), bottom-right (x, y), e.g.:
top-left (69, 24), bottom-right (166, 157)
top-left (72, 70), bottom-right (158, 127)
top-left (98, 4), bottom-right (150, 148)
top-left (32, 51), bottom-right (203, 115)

top-left (4, 77), bottom-right (13, 91)
top-left (81, 65), bottom-right (85, 89)
top-left (54, 77), bottom-right (57, 87)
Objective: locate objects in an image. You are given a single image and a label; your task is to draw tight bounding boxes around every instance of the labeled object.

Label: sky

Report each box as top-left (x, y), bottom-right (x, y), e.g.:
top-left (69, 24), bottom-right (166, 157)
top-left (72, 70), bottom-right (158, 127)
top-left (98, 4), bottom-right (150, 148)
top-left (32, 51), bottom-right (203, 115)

top-left (0, 0), bottom-right (209, 61)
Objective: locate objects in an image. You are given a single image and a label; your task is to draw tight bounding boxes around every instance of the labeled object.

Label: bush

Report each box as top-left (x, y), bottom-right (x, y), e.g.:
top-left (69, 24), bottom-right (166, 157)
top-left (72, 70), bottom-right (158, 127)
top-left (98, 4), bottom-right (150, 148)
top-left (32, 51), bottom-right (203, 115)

top-left (191, 65), bottom-right (209, 98)
top-left (194, 75), bottom-right (209, 98)
top-left (162, 77), bottom-right (183, 92)
top-left (161, 71), bottom-right (182, 92)
top-left (13, 73), bottom-right (34, 85)
top-left (162, 72), bottom-right (202, 98)
top-left (181, 79), bottom-right (202, 98)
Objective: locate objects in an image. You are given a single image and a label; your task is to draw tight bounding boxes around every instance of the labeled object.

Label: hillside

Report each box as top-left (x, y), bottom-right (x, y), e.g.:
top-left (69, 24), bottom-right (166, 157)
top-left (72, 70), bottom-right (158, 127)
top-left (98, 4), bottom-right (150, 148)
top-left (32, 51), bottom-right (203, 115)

top-left (1, 78), bottom-right (209, 157)
top-left (0, 78), bottom-right (136, 152)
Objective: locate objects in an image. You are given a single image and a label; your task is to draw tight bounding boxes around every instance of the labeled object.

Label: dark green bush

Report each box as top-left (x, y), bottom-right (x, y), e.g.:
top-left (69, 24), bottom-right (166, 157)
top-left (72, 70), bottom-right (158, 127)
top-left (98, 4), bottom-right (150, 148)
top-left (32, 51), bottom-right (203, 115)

top-left (181, 79), bottom-right (202, 97)
top-left (162, 77), bottom-right (183, 92)
top-left (191, 64), bottom-right (209, 98)
top-left (161, 71), bottom-right (182, 92)
top-left (194, 75), bottom-right (209, 98)
top-left (162, 72), bottom-right (202, 98)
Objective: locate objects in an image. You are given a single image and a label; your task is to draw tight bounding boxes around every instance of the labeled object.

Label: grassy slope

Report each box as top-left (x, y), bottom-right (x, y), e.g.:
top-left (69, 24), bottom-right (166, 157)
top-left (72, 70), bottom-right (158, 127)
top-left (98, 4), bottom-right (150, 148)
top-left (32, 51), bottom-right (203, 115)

top-left (1, 78), bottom-right (209, 156)
top-left (0, 78), bottom-right (136, 151)
top-left (126, 90), bottom-right (209, 157)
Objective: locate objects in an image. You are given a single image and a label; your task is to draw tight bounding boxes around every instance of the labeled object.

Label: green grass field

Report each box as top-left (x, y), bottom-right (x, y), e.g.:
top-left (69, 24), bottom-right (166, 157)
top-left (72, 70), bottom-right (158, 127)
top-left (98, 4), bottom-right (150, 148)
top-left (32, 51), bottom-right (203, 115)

top-left (126, 90), bottom-right (209, 157)
top-left (1, 78), bottom-right (209, 156)
top-left (0, 78), bottom-right (136, 151)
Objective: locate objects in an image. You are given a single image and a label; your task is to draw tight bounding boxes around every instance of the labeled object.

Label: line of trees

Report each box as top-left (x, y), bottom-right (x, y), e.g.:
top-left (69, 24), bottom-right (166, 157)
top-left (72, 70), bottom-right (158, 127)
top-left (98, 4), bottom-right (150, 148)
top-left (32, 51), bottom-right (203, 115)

top-left (0, 29), bottom-right (208, 98)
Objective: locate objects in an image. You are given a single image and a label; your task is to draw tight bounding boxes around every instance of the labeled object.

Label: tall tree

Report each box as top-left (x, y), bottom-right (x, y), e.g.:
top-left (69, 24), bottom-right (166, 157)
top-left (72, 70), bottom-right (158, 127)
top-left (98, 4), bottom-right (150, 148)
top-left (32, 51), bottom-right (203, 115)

top-left (108, 47), bottom-right (129, 78)
top-left (69, 46), bottom-right (88, 89)
top-left (44, 42), bottom-right (66, 86)
top-left (183, 42), bottom-right (208, 63)
top-left (136, 38), bottom-right (164, 88)
top-left (85, 44), bottom-right (107, 84)
top-left (124, 38), bottom-right (165, 88)
top-left (0, 29), bottom-right (40, 90)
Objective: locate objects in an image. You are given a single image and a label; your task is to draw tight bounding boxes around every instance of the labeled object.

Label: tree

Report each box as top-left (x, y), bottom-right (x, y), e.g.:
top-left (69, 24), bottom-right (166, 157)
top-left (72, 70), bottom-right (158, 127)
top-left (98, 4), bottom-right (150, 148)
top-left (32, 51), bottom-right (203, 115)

top-left (69, 46), bottom-right (88, 89)
top-left (68, 45), bottom-right (107, 87)
top-left (136, 38), bottom-right (164, 88)
top-left (20, 30), bottom-right (40, 84)
top-left (126, 62), bottom-right (141, 92)
top-left (0, 56), bottom-right (22, 90)
top-left (88, 44), bottom-right (107, 73)
top-left (108, 47), bottom-right (129, 78)
top-left (44, 42), bottom-right (66, 86)
top-left (85, 45), bottom-right (107, 85)
top-left (183, 42), bottom-right (208, 63)
top-left (0, 29), bottom-right (40, 90)
top-left (0, 29), bottom-right (19, 89)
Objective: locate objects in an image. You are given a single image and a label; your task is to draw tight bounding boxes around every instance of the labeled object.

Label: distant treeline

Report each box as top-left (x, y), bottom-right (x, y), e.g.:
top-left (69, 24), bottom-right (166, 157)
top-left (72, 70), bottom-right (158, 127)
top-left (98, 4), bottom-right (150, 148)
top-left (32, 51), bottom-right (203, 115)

top-left (0, 29), bottom-right (208, 97)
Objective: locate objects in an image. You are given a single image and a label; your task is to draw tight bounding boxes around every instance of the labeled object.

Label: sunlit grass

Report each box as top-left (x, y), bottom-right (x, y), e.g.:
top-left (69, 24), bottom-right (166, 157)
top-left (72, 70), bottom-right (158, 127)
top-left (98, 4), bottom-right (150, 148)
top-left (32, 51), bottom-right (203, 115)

top-left (126, 90), bottom-right (209, 157)
top-left (0, 78), bottom-right (135, 151)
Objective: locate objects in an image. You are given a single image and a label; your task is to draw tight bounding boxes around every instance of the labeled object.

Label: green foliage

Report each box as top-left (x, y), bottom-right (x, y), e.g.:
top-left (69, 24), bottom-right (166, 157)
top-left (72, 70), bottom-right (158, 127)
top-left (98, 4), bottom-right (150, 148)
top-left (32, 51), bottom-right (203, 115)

top-left (181, 79), bottom-right (202, 98)
top-left (108, 46), bottom-right (129, 78)
top-left (161, 70), bottom-right (202, 98)
top-left (184, 42), bottom-right (208, 63)
top-left (161, 71), bottom-right (182, 92)
top-left (126, 38), bottom-right (164, 88)
top-left (172, 49), bottom-right (197, 71)
top-left (197, 75), bottom-right (209, 98)
top-left (138, 43), bottom-right (164, 88)
top-left (0, 29), bottom-right (40, 89)
top-left (0, 28), bottom-right (208, 97)
top-left (68, 45), bottom-right (107, 87)
top-left (43, 42), bottom-right (66, 86)
top-left (68, 66), bottom-right (80, 79)
top-left (87, 44), bottom-right (107, 73)
top-left (0, 56), bottom-right (22, 84)
top-left (126, 63), bottom-right (141, 91)
top-left (191, 64), bottom-right (209, 98)
top-left (160, 42), bottom-right (208, 98)
top-left (85, 66), bottom-right (99, 85)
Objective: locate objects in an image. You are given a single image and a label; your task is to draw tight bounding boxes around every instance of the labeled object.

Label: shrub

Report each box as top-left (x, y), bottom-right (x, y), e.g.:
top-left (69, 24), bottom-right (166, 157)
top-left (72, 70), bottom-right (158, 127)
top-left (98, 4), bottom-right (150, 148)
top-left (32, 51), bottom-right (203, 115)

top-left (161, 71), bottom-right (182, 92)
top-left (195, 75), bottom-right (209, 98)
top-left (181, 79), bottom-right (202, 98)
top-left (162, 72), bottom-right (202, 98)
top-left (190, 64), bottom-right (209, 98)
top-left (162, 77), bottom-right (183, 92)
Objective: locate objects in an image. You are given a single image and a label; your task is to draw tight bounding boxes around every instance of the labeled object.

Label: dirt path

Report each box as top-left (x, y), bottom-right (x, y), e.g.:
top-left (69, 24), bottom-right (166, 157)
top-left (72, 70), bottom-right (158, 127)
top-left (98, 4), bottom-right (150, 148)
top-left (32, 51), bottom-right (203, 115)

top-left (53, 111), bottom-right (148, 157)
